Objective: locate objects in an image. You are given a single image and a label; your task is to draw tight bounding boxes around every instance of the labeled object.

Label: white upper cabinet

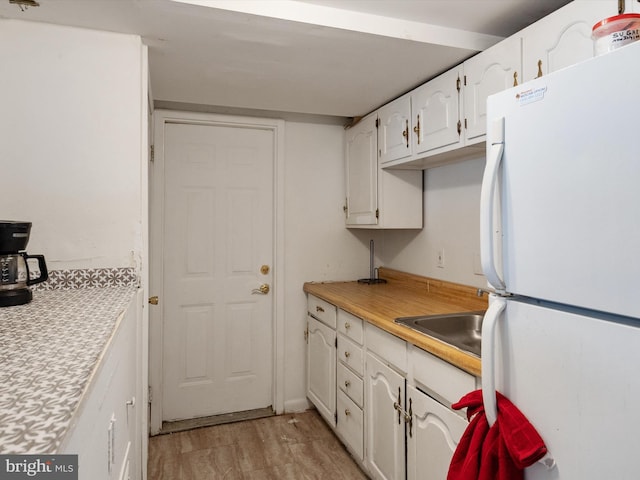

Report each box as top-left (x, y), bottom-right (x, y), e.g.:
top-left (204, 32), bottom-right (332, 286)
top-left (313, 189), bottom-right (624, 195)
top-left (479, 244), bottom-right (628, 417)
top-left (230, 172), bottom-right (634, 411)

top-left (371, 2), bottom-right (617, 170)
top-left (521, 1), bottom-right (616, 81)
top-left (412, 66), bottom-right (463, 156)
top-left (462, 34), bottom-right (522, 144)
top-left (345, 113), bottom-right (378, 226)
top-left (378, 94), bottom-right (412, 164)
top-left (345, 113), bottom-right (423, 229)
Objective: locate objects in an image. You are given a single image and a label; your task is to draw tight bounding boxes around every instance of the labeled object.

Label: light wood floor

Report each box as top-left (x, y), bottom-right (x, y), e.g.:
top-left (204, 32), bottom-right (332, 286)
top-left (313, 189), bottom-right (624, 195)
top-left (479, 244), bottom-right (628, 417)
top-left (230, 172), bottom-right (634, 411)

top-left (148, 409), bottom-right (369, 479)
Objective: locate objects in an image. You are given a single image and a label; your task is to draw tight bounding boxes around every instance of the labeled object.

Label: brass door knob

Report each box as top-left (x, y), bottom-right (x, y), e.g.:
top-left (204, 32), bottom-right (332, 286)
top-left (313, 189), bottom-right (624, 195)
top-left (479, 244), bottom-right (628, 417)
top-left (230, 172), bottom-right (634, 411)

top-left (252, 284), bottom-right (270, 295)
top-left (148, 296), bottom-right (159, 305)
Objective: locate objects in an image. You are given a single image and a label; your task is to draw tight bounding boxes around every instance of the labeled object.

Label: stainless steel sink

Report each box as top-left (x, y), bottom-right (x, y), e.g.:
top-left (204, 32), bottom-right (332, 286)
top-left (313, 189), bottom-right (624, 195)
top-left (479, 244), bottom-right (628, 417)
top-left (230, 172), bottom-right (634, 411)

top-left (395, 311), bottom-right (486, 357)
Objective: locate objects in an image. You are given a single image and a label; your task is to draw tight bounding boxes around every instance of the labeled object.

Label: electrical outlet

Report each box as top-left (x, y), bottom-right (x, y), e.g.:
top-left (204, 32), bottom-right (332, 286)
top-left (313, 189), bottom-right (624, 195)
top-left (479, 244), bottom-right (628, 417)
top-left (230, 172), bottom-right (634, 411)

top-left (437, 248), bottom-right (445, 268)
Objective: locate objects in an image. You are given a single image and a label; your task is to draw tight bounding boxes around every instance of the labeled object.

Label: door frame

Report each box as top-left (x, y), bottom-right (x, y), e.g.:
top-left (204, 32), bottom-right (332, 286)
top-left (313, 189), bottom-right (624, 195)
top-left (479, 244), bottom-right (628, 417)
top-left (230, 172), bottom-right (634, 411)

top-left (149, 109), bottom-right (286, 434)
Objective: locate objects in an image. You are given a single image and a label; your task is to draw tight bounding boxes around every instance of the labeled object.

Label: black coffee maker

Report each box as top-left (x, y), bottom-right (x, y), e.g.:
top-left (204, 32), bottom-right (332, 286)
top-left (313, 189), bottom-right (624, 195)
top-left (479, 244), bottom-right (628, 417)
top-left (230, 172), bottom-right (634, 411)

top-left (0, 221), bottom-right (48, 307)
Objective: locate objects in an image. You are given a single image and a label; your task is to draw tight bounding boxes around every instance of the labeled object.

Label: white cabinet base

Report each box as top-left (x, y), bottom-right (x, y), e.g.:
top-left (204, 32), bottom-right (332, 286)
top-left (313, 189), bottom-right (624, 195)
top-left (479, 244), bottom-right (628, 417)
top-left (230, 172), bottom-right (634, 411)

top-left (407, 385), bottom-right (468, 480)
top-left (307, 315), bottom-right (337, 427)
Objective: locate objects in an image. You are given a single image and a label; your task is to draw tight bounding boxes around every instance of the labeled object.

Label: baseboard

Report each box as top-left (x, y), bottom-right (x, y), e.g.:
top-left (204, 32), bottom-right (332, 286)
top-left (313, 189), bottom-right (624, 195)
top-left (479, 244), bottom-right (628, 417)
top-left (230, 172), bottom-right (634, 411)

top-left (284, 397), bottom-right (312, 413)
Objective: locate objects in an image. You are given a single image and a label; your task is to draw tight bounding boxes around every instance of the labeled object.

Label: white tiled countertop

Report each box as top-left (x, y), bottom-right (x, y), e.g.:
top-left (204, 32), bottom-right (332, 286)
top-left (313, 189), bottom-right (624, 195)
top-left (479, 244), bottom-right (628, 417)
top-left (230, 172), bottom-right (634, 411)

top-left (0, 284), bottom-right (137, 454)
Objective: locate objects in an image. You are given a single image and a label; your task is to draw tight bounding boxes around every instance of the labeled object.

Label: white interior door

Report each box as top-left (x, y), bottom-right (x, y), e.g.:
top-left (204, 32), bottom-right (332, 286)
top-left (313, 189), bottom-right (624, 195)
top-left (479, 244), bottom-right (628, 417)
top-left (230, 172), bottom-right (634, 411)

top-left (161, 121), bottom-right (274, 422)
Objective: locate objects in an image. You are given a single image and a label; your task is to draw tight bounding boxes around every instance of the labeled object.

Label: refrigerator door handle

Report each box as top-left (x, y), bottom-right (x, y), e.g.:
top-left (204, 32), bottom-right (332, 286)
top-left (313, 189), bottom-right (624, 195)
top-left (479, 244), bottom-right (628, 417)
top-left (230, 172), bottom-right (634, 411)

top-left (480, 117), bottom-right (506, 292)
top-left (481, 296), bottom-right (557, 470)
top-left (481, 295), bottom-right (506, 427)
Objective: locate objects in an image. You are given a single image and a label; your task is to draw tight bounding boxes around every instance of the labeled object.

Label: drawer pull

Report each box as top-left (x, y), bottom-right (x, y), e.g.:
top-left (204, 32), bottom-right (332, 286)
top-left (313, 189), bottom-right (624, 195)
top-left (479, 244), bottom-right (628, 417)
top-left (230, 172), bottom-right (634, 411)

top-left (345, 409), bottom-right (351, 416)
top-left (344, 351), bottom-right (351, 358)
top-left (344, 321), bottom-right (351, 330)
top-left (344, 380), bottom-right (351, 388)
top-left (316, 305), bottom-right (325, 313)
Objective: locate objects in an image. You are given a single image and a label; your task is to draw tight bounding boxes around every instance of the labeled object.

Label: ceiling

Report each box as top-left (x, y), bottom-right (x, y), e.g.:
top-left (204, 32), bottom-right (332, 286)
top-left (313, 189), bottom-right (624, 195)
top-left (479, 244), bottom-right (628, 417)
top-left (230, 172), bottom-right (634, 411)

top-left (0, 0), bottom-right (573, 120)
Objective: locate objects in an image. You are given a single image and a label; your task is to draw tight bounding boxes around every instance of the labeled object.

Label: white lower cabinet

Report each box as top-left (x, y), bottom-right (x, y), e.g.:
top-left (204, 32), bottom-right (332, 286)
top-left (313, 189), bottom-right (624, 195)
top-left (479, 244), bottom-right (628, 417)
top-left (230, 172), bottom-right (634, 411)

top-left (307, 314), bottom-right (337, 428)
top-left (335, 309), bottom-right (365, 461)
top-left (60, 294), bottom-right (140, 480)
top-left (406, 385), bottom-right (468, 480)
top-left (336, 389), bottom-right (364, 460)
top-left (305, 295), bottom-right (475, 479)
top-left (365, 352), bottom-right (406, 480)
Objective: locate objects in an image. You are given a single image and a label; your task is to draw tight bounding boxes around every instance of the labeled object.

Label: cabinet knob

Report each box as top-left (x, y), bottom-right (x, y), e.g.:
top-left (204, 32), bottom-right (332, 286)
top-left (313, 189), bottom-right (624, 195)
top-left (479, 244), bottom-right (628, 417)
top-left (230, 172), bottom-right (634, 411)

top-left (344, 351), bottom-right (351, 358)
top-left (513, 71), bottom-right (519, 87)
top-left (345, 380), bottom-right (351, 388)
top-left (316, 305), bottom-right (324, 313)
top-left (345, 409), bottom-right (351, 416)
top-left (344, 321), bottom-right (351, 330)
top-left (148, 296), bottom-right (159, 305)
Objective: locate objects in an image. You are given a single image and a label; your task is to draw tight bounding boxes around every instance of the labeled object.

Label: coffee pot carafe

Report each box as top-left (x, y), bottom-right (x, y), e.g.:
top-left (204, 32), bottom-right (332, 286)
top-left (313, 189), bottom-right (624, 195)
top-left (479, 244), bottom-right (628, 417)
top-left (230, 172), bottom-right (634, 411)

top-left (0, 221), bottom-right (48, 307)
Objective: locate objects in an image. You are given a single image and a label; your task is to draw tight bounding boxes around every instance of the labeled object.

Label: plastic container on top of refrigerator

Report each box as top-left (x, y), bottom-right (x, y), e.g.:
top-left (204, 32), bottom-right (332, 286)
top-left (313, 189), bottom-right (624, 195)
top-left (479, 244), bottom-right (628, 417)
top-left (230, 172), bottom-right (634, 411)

top-left (592, 13), bottom-right (640, 56)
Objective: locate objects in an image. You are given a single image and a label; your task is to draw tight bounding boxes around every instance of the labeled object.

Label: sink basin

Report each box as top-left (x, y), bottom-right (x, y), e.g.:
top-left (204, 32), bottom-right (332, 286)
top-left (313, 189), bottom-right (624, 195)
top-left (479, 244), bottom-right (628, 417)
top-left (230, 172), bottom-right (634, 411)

top-left (395, 311), bottom-right (486, 357)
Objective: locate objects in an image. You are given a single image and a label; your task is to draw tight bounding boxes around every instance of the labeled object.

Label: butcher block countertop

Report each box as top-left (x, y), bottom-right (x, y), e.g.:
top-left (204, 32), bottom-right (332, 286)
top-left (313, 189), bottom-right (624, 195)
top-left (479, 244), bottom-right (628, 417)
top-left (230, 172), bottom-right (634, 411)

top-left (303, 268), bottom-right (487, 376)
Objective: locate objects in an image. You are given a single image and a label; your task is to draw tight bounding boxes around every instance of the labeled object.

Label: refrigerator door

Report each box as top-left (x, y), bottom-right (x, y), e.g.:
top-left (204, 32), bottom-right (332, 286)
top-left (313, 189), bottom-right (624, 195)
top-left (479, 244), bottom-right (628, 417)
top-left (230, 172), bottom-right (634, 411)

top-left (483, 41), bottom-right (640, 318)
top-left (483, 298), bottom-right (640, 479)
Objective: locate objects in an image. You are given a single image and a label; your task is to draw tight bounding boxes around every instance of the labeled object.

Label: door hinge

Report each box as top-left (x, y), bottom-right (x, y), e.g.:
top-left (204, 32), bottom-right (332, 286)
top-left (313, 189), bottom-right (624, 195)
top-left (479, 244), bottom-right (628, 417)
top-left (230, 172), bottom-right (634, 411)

top-left (343, 198), bottom-right (348, 218)
top-left (464, 118), bottom-right (468, 129)
top-left (150, 145), bottom-right (155, 162)
top-left (456, 76), bottom-right (461, 92)
top-left (375, 117), bottom-right (380, 128)
top-left (375, 208), bottom-right (379, 220)
top-left (463, 75), bottom-right (467, 86)
top-left (304, 326), bottom-right (309, 343)
top-left (148, 386), bottom-right (153, 404)
top-left (457, 120), bottom-right (462, 136)
top-left (335, 337), bottom-right (338, 348)
top-left (334, 411), bottom-right (338, 424)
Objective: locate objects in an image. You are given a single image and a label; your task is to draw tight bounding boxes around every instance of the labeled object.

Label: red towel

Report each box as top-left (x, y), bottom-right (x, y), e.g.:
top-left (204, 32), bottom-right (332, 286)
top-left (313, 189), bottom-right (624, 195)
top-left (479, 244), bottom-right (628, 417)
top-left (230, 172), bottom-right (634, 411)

top-left (447, 389), bottom-right (547, 480)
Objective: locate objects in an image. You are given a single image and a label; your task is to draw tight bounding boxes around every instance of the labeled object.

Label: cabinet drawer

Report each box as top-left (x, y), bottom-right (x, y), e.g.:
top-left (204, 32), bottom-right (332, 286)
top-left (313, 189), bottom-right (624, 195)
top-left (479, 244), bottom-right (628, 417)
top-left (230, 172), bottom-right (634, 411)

top-left (307, 294), bottom-right (337, 329)
top-left (337, 362), bottom-right (363, 408)
top-left (365, 323), bottom-right (407, 373)
top-left (336, 390), bottom-right (364, 461)
top-left (337, 334), bottom-right (364, 377)
top-left (411, 345), bottom-right (476, 407)
top-left (337, 309), bottom-right (364, 345)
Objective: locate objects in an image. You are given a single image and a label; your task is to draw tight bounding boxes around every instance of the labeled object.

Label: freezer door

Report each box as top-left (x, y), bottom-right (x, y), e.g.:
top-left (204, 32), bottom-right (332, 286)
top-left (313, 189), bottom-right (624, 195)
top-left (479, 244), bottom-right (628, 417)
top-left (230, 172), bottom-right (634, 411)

top-left (484, 299), bottom-right (640, 479)
top-left (483, 41), bottom-right (640, 318)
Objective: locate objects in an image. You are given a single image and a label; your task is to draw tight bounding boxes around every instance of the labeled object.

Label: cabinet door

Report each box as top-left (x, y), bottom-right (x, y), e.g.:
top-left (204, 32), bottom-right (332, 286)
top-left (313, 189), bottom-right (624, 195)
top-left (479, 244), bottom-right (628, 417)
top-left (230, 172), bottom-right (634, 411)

top-left (463, 35), bottom-right (521, 144)
top-left (521, 1), bottom-right (613, 81)
top-left (406, 385), bottom-right (468, 480)
top-left (378, 95), bottom-right (412, 164)
top-left (307, 315), bottom-right (336, 427)
top-left (345, 114), bottom-right (378, 226)
top-left (365, 353), bottom-right (405, 480)
top-left (412, 66), bottom-right (463, 155)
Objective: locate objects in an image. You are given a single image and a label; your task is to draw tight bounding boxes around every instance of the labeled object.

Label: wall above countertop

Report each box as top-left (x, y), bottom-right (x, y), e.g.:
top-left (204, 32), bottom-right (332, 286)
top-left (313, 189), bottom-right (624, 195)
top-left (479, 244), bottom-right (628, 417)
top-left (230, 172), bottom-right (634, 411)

top-left (0, 20), bottom-right (148, 272)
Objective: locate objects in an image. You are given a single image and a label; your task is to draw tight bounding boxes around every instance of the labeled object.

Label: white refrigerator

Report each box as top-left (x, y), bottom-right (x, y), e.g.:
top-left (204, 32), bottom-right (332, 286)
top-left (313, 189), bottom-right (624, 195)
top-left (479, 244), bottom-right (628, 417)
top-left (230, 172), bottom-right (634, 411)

top-left (480, 40), bottom-right (640, 479)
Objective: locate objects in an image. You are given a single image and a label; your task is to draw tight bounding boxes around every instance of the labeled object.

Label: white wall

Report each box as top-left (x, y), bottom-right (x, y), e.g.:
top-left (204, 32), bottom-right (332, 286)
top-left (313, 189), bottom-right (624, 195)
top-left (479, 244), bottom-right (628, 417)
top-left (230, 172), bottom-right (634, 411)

top-left (0, 20), bottom-right (146, 270)
top-left (379, 156), bottom-right (487, 288)
top-left (282, 121), bottom-right (371, 410)
top-left (283, 137), bottom-right (487, 409)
